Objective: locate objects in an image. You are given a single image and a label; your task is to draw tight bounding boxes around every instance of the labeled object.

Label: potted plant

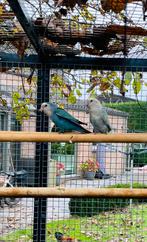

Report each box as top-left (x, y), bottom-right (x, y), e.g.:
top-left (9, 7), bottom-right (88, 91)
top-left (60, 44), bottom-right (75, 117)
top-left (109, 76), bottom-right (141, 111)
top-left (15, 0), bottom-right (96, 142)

top-left (56, 162), bottom-right (65, 185)
top-left (80, 159), bottom-right (99, 180)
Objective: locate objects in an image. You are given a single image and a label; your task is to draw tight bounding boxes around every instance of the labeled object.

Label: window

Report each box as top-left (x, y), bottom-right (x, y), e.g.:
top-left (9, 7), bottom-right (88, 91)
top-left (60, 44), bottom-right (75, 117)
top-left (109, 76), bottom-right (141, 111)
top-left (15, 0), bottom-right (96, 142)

top-left (51, 142), bottom-right (76, 175)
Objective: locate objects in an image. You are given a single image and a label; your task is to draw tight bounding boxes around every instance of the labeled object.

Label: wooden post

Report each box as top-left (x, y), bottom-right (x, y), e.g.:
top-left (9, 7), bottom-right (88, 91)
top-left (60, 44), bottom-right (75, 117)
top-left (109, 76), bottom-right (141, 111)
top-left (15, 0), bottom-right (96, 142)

top-left (0, 131), bottom-right (146, 143)
top-left (0, 187), bottom-right (147, 198)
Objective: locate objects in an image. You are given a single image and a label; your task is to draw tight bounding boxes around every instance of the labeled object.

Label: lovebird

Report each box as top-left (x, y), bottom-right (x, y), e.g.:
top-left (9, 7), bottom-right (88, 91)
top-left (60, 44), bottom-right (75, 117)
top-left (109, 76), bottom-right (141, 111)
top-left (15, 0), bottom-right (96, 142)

top-left (87, 98), bottom-right (111, 133)
top-left (39, 102), bottom-right (91, 133)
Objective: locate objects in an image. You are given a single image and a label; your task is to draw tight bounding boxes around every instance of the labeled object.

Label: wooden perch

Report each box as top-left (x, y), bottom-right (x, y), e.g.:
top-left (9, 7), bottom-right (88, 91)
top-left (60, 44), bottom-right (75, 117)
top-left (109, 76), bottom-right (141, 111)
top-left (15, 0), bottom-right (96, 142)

top-left (0, 131), bottom-right (146, 143)
top-left (0, 187), bottom-right (146, 198)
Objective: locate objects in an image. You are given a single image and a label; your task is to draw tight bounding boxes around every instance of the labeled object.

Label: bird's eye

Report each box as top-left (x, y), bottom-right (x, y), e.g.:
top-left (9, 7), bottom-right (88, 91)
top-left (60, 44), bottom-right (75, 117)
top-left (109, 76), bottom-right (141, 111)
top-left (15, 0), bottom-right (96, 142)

top-left (90, 100), bottom-right (93, 103)
top-left (44, 104), bottom-right (48, 107)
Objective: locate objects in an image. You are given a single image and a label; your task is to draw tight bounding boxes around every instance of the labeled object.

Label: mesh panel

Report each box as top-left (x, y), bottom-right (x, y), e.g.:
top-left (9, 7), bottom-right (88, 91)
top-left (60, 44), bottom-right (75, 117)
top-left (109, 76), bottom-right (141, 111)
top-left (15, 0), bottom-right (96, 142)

top-left (0, 62), bottom-right (146, 241)
top-left (0, 0), bottom-right (147, 241)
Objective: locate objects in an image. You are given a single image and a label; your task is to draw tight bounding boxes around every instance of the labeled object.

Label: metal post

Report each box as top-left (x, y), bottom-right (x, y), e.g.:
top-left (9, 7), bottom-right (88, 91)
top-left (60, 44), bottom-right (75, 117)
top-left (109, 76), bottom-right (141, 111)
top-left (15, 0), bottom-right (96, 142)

top-left (130, 144), bottom-right (134, 210)
top-left (33, 66), bottom-right (49, 242)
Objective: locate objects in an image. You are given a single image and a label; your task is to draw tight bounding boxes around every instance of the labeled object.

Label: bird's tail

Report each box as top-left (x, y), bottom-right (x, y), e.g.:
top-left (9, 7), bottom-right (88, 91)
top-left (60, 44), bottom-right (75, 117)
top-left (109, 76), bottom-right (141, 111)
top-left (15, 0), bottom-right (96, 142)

top-left (81, 127), bottom-right (91, 133)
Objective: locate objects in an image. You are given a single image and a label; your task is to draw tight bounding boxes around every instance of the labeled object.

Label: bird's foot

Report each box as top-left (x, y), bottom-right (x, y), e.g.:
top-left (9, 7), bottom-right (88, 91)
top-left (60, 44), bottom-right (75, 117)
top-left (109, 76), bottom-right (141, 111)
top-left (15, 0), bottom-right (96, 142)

top-left (58, 130), bottom-right (64, 133)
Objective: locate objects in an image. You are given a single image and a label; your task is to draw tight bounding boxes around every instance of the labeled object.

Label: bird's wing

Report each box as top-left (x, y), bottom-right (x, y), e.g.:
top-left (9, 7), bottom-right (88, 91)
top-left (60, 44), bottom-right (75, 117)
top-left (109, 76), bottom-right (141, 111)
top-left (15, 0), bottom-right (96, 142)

top-left (56, 107), bottom-right (87, 125)
top-left (102, 109), bottom-right (111, 131)
top-left (51, 125), bottom-right (61, 132)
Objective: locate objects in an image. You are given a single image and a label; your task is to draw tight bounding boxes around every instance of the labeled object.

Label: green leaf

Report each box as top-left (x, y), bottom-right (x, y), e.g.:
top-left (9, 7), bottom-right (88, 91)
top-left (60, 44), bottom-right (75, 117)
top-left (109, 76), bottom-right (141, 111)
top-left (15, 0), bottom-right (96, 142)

top-left (113, 78), bottom-right (121, 88)
top-left (89, 89), bottom-right (96, 96)
top-left (72, 15), bottom-right (79, 21)
top-left (111, 71), bottom-right (117, 77)
top-left (12, 92), bottom-right (21, 99)
top-left (81, 78), bottom-right (87, 84)
top-left (143, 37), bottom-right (147, 47)
top-left (51, 74), bottom-right (63, 84)
top-left (101, 77), bottom-right (108, 83)
top-left (125, 79), bottom-right (131, 85)
top-left (132, 79), bottom-right (142, 94)
top-left (133, 72), bottom-right (142, 82)
top-left (68, 94), bottom-right (77, 104)
top-left (25, 98), bottom-right (30, 104)
top-left (124, 72), bottom-right (132, 85)
top-left (80, 8), bottom-right (95, 21)
top-left (75, 89), bottom-right (82, 97)
top-left (91, 70), bottom-right (97, 76)
top-left (25, 89), bottom-right (32, 95)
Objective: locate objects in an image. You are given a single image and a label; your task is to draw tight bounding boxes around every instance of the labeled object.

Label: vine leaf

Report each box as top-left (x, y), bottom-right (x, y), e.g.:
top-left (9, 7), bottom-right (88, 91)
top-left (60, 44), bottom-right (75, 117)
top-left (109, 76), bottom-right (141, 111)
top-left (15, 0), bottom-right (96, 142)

top-left (124, 72), bottom-right (132, 86)
top-left (132, 73), bottom-right (142, 95)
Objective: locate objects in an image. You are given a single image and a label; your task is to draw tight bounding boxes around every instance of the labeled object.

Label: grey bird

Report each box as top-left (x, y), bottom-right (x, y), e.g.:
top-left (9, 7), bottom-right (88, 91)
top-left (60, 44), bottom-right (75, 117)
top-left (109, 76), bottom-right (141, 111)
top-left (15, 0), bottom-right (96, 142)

top-left (87, 98), bottom-right (111, 133)
top-left (39, 102), bottom-right (91, 133)
top-left (143, 0), bottom-right (147, 20)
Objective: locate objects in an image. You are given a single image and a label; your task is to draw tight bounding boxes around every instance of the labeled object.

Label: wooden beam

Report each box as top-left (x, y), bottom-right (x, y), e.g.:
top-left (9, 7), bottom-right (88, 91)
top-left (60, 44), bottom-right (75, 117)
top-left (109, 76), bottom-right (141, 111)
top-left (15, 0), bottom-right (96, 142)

top-left (7, 0), bottom-right (45, 58)
top-left (1, 52), bottom-right (147, 71)
top-left (0, 187), bottom-right (146, 198)
top-left (0, 131), bottom-right (146, 143)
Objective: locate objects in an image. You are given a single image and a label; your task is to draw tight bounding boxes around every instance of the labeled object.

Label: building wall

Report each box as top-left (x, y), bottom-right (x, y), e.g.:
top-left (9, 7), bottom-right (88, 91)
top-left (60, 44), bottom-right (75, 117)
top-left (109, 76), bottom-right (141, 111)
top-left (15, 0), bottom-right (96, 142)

top-left (21, 117), bottom-right (36, 159)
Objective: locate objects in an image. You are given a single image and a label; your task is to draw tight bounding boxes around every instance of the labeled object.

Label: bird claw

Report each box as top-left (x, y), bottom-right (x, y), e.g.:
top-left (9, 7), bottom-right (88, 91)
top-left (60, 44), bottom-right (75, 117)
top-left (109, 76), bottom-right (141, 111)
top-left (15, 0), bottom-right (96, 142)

top-left (69, 136), bottom-right (73, 143)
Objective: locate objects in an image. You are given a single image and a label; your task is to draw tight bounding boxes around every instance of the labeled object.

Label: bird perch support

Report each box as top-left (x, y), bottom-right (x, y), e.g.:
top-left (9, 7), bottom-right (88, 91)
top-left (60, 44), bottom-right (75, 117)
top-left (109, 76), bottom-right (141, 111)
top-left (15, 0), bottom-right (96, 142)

top-left (0, 131), bottom-right (146, 143)
top-left (0, 188), bottom-right (147, 198)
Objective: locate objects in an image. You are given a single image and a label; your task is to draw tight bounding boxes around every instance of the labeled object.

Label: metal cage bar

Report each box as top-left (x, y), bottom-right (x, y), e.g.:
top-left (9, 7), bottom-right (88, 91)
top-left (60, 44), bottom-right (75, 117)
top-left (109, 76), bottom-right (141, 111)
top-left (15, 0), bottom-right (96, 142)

top-left (33, 67), bottom-right (50, 242)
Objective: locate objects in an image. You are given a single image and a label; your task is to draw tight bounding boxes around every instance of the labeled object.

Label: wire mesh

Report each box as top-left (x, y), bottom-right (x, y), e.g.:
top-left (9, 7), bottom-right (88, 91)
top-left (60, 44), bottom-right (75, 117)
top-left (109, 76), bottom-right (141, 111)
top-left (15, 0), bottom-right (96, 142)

top-left (0, 0), bottom-right (146, 241)
top-left (0, 61), bottom-right (146, 241)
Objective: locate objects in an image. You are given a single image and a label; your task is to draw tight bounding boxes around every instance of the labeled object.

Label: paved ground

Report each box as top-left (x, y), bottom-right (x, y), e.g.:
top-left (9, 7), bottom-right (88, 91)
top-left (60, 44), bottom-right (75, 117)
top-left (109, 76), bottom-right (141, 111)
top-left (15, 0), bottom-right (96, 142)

top-left (0, 168), bottom-right (146, 237)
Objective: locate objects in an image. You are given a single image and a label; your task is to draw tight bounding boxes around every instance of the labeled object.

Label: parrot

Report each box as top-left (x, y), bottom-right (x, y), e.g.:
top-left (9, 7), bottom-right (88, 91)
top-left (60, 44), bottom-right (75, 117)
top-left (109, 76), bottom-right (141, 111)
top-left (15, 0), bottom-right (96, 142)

top-left (86, 98), bottom-right (111, 134)
top-left (55, 232), bottom-right (81, 241)
top-left (39, 102), bottom-right (91, 133)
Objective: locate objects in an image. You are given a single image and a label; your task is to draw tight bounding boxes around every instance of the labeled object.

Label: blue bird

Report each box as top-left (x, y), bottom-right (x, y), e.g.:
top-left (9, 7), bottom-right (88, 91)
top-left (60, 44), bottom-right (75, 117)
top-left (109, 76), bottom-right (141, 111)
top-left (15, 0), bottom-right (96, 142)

top-left (39, 102), bottom-right (91, 133)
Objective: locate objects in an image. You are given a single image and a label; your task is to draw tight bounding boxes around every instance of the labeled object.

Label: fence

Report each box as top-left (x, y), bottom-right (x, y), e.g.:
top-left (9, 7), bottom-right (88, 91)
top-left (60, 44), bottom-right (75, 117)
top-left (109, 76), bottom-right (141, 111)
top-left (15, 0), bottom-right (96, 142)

top-left (0, 61), bottom-right (146, 241)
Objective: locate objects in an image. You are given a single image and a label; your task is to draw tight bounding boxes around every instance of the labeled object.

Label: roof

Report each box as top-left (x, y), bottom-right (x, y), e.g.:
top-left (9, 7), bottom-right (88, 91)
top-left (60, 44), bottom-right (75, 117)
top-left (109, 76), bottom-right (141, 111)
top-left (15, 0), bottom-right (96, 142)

top-left (0, 1), bottom-right (146, 59)
top-left (97, 94), bottom-right (136, 103)
top-left (63, 99), bottom-right (128, 117)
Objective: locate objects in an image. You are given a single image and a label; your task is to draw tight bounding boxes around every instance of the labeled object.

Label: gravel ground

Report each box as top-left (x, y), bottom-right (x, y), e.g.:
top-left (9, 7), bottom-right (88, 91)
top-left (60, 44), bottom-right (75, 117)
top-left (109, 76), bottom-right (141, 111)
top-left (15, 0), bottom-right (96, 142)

top-left (0, 168), bottom-right (146, 237)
